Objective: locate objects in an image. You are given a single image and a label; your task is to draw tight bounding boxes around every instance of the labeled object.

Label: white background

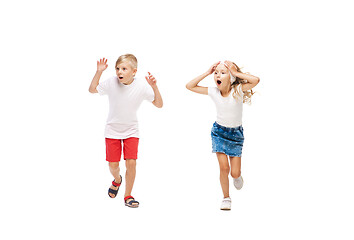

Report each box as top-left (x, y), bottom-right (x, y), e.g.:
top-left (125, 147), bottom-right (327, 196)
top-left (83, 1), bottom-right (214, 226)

top-left (1, 0), bottom-right (353, 239)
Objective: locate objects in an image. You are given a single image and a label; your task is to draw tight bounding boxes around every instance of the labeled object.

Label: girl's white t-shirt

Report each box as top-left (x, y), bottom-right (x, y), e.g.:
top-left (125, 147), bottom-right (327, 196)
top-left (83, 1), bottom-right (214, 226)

top-left (97, 76), bottom-right (154, 139)
top-left (208, 85), bottom-right (243, 128)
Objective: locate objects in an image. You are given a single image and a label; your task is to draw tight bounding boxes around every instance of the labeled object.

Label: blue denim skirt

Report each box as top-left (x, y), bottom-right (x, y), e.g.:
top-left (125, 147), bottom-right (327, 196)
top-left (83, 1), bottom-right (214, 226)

top-left (211, 122), bottom-right (244, 157)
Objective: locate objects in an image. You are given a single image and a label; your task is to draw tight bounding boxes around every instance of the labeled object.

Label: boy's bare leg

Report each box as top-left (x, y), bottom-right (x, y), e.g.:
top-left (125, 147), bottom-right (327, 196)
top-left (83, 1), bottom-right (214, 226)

top-left (124, 159), bottom-right (138, 206)
top-left (108, 162), bottom-right (121, 197)
top-left (216, 153), bottom-right (230, 198)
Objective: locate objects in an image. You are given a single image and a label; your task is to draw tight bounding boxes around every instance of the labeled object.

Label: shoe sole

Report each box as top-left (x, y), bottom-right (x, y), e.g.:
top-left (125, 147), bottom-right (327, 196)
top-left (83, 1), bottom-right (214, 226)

top-left (125, 204), bottom-right (139, 208)
top-left (220, 208), bottom-right (231, 211)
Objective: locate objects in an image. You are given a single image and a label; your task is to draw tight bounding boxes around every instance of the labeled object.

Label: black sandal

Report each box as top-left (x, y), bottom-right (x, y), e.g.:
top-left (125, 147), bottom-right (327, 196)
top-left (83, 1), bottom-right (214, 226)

top-left (124, 195), bottom-right (139, 208)
top-left (108, 175), bottom-right (122, 198)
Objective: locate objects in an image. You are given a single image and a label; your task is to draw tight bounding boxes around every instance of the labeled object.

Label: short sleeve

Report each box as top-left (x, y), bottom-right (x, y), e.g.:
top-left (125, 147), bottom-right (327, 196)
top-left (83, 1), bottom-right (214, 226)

top-left (97, 78), bottom-right (110, 95)
top-left (144, 85), bottom-right (155, 102)
top-left (208, 87), bottom-right (217, 99)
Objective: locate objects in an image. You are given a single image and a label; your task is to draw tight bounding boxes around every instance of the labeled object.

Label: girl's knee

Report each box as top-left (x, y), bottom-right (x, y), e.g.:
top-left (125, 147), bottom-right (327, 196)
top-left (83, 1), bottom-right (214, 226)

top-left (231, 169), bottom-right (241, 179)
top-left (220, 165), bottom-right (230, 174)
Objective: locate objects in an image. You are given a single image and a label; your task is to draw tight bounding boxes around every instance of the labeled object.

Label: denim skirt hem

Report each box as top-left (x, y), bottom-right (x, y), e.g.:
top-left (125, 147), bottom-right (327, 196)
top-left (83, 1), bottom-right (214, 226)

top-left (212, 150), bottom-right (242, 158)
top-left (211, 122), bottom-right (244, 157)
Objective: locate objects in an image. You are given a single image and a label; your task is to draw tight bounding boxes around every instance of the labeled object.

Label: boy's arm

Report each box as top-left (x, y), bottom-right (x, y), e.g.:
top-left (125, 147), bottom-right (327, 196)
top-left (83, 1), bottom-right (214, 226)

top-left (145, 72), bottom-right (163, 108)
top-left (88, 58), bottom-right (108, 93)
top-left (151, 85), bottom-right (163, 108)
top-left (186, 62), bottom-right (220, 95)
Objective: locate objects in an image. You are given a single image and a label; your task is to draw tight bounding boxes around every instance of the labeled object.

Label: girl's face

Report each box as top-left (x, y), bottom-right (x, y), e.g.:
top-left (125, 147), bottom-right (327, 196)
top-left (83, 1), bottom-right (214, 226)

top-left (214, 64), bottom-right (231, 91)
top-left (115, 60), bottom-right (137, 85)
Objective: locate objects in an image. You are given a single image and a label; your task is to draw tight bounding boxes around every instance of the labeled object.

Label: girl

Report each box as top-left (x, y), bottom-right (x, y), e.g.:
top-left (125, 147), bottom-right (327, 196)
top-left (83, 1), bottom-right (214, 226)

top-left (186, 60), bottom-right (260, 210)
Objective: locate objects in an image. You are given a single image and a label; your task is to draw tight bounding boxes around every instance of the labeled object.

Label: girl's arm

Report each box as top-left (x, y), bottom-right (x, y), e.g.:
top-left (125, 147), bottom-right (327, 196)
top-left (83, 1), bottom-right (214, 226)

top-left (186, 62), bottom-right (220, 95)
top-left (234, 72), bottom-right (260, 91)
top-left (224, 61), bottom-right (260, 91)
top-left (89, 58), bottom-right (108, 93)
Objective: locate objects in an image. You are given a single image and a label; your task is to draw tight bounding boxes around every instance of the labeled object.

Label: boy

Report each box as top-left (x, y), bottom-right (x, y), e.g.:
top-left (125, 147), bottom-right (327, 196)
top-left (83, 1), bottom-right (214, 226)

top-left (89, 54), bottom-right (163, 208)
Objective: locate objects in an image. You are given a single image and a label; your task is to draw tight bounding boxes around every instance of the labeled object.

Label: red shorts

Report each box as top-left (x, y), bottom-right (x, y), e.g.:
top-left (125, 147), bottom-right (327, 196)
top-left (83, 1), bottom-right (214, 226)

top-left (105, 137), bottom-right (139, 162)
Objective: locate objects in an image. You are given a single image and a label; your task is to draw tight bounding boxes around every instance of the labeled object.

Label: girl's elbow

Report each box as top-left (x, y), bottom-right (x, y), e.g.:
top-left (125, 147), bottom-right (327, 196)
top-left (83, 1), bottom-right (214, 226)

top-left (254, 77), bottom-right (260, 84)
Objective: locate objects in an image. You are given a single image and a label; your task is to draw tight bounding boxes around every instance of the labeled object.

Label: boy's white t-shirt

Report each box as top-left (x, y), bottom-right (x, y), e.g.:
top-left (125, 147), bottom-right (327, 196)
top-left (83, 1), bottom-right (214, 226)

top-left (208, 85), bottom-right (243, 128)
top-left (97, 76), bottom-right (155, 139)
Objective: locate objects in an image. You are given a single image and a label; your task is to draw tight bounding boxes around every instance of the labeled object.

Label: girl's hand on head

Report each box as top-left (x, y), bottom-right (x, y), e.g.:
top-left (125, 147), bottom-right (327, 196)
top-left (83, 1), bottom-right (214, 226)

top-left (145, 72), bottom-right (157, 87)
top-left (206, 61), bottom-right (220, 75)
top-left (224, 60), bottom-right (238, 76)
top-left (97, 58), bottom-right (108, 72)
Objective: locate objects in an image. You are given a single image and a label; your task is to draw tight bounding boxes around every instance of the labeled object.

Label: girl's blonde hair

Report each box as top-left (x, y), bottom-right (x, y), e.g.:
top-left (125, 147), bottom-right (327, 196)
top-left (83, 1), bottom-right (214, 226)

top-left (230, 62), bottom-right (254, 104)
top-left (115, 54), bottom-right (138, 69)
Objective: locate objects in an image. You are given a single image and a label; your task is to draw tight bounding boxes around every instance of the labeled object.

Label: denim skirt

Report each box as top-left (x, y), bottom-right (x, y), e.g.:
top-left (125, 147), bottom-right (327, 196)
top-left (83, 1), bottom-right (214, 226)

top-left (211, 122), bottom-right (244, 157)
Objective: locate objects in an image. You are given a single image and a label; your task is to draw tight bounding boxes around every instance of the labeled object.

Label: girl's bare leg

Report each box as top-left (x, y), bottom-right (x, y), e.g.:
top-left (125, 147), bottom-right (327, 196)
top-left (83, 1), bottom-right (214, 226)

top-left (230, 156), bottom-right (241, 179)
top-left (216, 153), bottom-right (230, 198)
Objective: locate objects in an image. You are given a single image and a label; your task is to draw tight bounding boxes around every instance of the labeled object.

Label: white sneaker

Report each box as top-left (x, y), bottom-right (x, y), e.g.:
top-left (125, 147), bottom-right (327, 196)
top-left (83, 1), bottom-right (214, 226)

top-left (220, 197), bottom-right (231, 210)
top-left (233, 176), bottom-right (244, 190)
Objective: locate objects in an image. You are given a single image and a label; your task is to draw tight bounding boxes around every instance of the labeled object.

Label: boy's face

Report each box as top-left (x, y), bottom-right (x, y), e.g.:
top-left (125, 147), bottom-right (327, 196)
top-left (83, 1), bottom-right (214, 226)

top-left (214, 64), bottom-right (231, 91)
top-left (115, 60), bottom-right (137, 85)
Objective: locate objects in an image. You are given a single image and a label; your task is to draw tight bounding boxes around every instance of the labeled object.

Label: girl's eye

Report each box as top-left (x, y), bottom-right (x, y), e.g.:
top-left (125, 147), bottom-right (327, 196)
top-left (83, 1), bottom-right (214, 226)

top-left (123, 68), bottom-right (126, 70)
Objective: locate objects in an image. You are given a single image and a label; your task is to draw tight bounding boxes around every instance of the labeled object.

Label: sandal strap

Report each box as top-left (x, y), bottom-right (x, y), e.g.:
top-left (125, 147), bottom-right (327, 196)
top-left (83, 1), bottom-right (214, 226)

top-left (112, 175), bottom-right (122, 187)
top-left (108, 188), bottom-right (118, 194)
top-left (124, 195), bottom-right (134, 202)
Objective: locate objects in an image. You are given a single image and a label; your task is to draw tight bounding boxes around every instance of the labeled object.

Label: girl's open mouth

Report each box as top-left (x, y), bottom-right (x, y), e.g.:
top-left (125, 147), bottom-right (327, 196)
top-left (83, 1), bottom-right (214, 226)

top-left (119, 76), bottom-right (123, 80)
top-left (217, 80), bottom-right (222, 85)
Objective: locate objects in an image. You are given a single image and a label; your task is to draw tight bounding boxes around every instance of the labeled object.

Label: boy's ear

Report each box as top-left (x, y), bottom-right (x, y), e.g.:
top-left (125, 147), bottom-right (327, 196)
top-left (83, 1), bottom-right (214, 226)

top-left (133, 68), bottom-right (137, 75)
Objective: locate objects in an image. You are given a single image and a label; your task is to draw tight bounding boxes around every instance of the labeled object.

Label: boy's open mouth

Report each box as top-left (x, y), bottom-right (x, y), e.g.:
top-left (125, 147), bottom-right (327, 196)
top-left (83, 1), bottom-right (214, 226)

top-left (217, 80), bottom-right (222, 85)
top-left (119, 76), bottom-right (123, 80)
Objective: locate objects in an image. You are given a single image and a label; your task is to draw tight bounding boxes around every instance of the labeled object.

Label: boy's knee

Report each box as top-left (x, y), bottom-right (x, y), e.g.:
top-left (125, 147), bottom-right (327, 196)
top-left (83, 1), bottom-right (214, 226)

top-left (125, 159), bottom-right (136, 169)
top-left (108, 162), bottom-right (120, 169)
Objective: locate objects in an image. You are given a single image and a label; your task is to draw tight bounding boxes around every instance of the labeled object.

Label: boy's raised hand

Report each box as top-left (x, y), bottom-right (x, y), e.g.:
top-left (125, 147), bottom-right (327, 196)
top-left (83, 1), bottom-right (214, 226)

top-left (97, 58), bottom-right (108, 72)
top-left (145, 72), bottom-right (157, 87)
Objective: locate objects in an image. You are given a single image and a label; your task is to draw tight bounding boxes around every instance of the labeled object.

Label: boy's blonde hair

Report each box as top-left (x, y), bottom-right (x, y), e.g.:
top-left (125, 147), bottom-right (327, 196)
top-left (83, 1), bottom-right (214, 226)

top-left (115, 54), bottom-right (138, 69)
top-left (230, 62), bottom-right (254, 104)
